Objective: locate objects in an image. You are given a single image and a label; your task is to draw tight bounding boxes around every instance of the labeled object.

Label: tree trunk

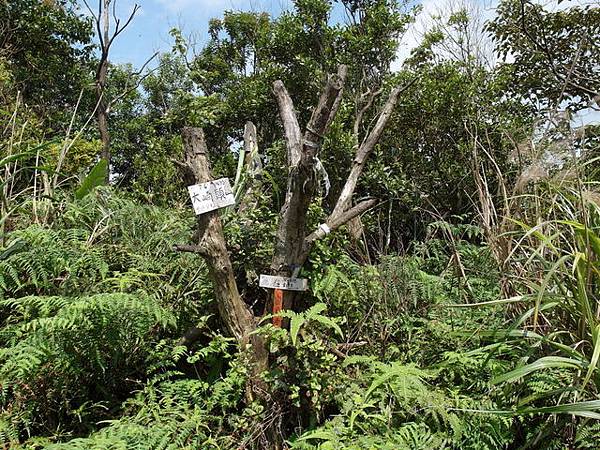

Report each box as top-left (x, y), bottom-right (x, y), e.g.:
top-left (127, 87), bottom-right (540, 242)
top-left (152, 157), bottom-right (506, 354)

top-left (238, 121), bottom-right (263, 215)
top-left (97, 0), bottom-right (111, 181)
top-left (269, 68), bottom-right (407, 317)
top-left (173, 70), bottom-right (409, 448)
top-left (97, 95), bottom-right (110, 172)
top-left (96, 53), bottom-right (109, 179)
top-left (178, 127), bottom-right (268, 394)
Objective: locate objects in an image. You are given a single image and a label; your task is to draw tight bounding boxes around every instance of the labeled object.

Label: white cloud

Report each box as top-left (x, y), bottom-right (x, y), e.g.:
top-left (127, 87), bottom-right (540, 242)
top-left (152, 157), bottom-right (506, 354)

top-left (392, 0), bottom-right (596, 71)
top-left (393, 0), bottom-right (442, 69)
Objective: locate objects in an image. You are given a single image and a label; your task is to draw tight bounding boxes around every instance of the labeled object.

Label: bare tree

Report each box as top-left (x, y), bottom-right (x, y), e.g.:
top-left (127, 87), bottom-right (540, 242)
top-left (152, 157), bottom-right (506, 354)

top-left (82, 0), bottom-right (157, 179)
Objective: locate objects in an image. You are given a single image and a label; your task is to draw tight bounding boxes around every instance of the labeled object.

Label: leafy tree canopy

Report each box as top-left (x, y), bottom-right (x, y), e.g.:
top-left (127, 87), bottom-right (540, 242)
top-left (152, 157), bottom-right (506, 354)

top-left (0, 0), bottom-right (94, 123)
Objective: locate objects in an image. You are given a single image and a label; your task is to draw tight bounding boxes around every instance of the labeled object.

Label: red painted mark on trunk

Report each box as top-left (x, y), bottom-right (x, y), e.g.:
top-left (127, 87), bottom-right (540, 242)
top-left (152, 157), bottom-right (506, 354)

top-left (273, 289), bottom-right (283, 327)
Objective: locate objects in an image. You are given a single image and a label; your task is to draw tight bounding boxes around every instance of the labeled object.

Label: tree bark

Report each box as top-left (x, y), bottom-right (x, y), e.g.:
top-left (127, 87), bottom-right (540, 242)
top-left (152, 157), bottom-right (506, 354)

top-left (87, 0), bottom-right (143, 182)
top-left (331, 84), bottom-right (404, 219)
top-left (238, 121), bottom-right (263, 214)
top-left (173, 70), bottom-right (408, 448)
top-left (97, 0), bottom-right (110, 180)
top-left (96, 81), bottom-right (110, 171)
top-left (269, 70), bottom-right (411, 318)
top-left (179, 127), bottom-right (268, 396)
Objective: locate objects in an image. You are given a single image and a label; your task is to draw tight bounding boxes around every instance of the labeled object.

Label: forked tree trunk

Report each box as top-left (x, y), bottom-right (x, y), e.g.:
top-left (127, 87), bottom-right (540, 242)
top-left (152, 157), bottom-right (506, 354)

top-left (270, 67), bottom-right (410, 317)
top-left (88, 0), bottom-right (142, 182)
top-left (269, 66), bottom-right (348, 314)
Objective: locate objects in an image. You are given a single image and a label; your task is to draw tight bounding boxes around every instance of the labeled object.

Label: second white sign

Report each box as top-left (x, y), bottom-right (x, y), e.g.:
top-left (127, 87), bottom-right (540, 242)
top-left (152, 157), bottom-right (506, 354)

top-left (259, 274), bottom-right (309, 291)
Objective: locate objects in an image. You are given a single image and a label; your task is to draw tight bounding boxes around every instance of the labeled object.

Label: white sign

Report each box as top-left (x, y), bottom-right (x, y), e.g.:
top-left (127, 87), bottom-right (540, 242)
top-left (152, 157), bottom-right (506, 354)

top-left (188, 178), bottom-right (235, 215)
top-left (259, 274), bottom-right (309, 291)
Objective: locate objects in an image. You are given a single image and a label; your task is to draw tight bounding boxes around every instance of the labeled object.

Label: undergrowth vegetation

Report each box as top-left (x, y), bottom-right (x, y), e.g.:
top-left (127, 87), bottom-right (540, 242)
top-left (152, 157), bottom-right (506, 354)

top-left (2, 182), bottom-right (598, 448)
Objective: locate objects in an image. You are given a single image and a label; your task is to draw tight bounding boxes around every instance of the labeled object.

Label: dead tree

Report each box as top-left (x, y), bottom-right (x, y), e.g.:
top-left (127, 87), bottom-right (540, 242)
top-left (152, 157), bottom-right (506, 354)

top-left (237, 121), bottom-right (263, 214)
top-left (175, 128), bottom-right (269, 400)
top-left (269, 65), bottom-right (406, 315)
top-left (82, 0), bottom-right (157, 179)
top-left (176, 65), bottom-right (406, 446)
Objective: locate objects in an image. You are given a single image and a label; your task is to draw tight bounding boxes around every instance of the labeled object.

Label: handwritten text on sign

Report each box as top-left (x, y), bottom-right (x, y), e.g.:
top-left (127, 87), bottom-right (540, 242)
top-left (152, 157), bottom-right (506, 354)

top-left (259, 275), bottom-right (309, 291)
top-left (188, 178), bottom-right (235, 215)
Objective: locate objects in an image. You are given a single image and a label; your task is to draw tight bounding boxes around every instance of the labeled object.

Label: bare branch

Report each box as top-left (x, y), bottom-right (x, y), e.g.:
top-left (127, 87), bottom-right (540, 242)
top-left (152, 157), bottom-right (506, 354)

top-left (273, 80), bottom-right (302, 166)
top-left (244, 121), bottom-right (258, 154)
top-left (107, 4), bottom-right (139, 50)
top-left (271, 66), bottom-right (349, 269)
top-left (101, 0), bottom-right (109, 50)
top-left (107, 52), bottom-right (159, 111)
top-left (112, 0), bottom-right (119, 32)
top-left (331, 79), bottom-right (415, 218)
top-left (304, 65), bottom-right (348, 150)
top-left (173, 244), bottom-right (207, 255)
top-left (324, 67), bottom-right (348, 131)
top-left (304, 198), bottom-right (377, 246)
top-left (356, 81), bottom-right (412, 164)
top-left (353, 87), bottom-right (382, 138)
top-left (81, 0), bottom-right (99, 23)
top-left (94, 0), bottom-right (105, 49)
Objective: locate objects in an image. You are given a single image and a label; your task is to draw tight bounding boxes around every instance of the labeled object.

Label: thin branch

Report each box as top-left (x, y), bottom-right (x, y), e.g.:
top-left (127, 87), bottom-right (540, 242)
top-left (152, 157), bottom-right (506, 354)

top-left (81, 0), bottom-right (99, 23)
top-left (353, 87), bottom-right (382, 138)
top-left (331, 78), bottom-right (416, 218)
top-left (52, 88), bottom-right (85, 190)
top-left (112, 0), bottom-right (119, 33)
top-left (95, 0), bottom-right (105, 49)
top-left (304, 198), bottom-right (378, 247)
top-left (107, 52), bottom-right (159, 111)
top-left (107, 4), bottom-right (139, 49)
top-left (174, 244), bottom-right (207, 256)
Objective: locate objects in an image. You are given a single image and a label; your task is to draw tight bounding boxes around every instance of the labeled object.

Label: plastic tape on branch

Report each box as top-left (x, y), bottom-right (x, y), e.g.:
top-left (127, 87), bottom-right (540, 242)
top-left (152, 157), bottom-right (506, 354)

top-left (313, 157), bottom-right (330, 198)
top-left (304, 139), bottom-right (321, 152)
top-left (319, 223), bottom-right (331, 235)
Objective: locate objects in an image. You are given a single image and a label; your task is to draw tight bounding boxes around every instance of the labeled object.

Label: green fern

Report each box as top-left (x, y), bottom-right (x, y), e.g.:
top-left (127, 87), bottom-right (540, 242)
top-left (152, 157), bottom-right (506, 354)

top-left (0, 293), bottom-right (175, 444)
top-left (275, 303), bottom-right (343, 346)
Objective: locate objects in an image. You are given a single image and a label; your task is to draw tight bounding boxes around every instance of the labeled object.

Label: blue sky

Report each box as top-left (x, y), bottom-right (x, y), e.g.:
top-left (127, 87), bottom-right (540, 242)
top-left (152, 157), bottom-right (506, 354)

top-left (77, 0), bottom-right (594, 69)
top-left (78, 0), bottom-right (302, 67)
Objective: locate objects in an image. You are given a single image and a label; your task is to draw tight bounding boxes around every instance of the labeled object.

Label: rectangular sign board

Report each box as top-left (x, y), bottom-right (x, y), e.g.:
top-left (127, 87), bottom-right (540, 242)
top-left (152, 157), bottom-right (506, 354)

top-left (259, 274), bottom-right (309, 291)
top-left (188, 178), bottom-right (235, 215)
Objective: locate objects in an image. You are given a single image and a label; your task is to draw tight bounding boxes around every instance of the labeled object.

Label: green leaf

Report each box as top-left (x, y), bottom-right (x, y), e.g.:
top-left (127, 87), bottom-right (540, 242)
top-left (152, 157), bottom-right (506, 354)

top-left (0, 151), bottom-right (32, 168)
top-left (313, 315), bottom-right (343, 339)
top-left (296, 430), bottom-right (338, 442)
top-left (75, 159), bottom-right (108, 200)
top-left (516, 400), bottom-right (600, 419)
top-left (289, 312), bottom-right (304, 347)
top-left (581, 324), bottom-right (600, 391)
top-left (492, 356), bottom-right (587, 385)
